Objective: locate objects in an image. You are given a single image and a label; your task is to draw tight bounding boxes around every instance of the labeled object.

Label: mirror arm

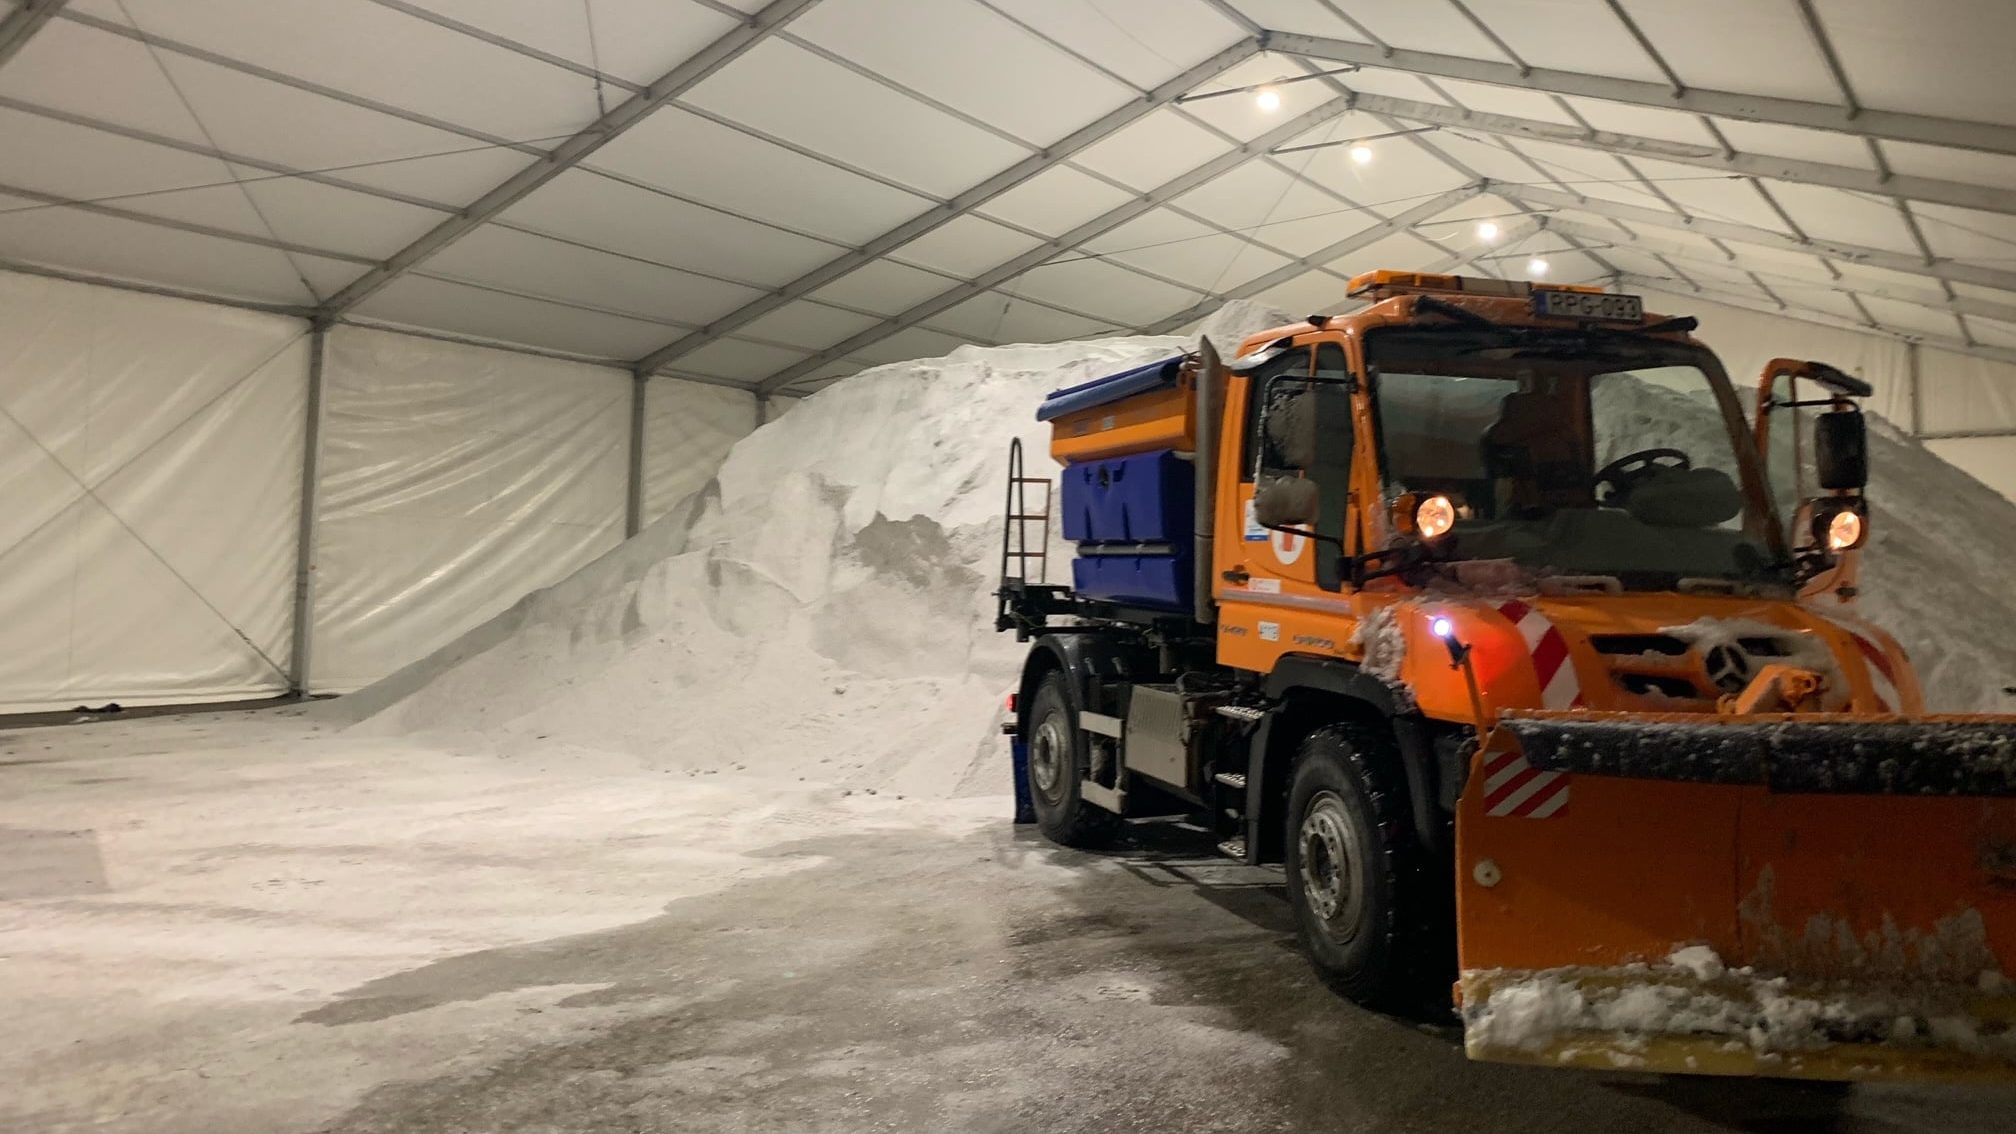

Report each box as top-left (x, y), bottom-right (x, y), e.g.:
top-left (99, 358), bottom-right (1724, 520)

top-left (1259, 522), bottom-right (1343, 549)
top-left (1343, 541), bottom-right (1430, 587)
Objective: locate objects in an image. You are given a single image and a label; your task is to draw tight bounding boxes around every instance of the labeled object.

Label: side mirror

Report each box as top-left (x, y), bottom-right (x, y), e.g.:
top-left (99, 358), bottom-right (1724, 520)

top-left (1253, 474), bottom-right (1319, 528)
top-left (1815, 410), bottom-right (1867, 490)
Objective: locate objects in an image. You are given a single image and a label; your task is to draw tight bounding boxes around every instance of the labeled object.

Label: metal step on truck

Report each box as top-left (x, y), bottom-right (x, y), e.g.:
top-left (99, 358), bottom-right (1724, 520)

top-left (995, 269), bottom-right (2016, 1083)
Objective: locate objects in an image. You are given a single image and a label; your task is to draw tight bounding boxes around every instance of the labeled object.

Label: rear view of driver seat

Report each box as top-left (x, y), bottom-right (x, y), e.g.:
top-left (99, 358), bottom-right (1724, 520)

top-left (1483, 390), bottom-right (1589, 516)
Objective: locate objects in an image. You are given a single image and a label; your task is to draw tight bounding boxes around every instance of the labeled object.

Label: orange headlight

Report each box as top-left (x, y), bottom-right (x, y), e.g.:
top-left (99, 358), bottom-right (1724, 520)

top-left (1415, 494), bottom-right (1457, 540)
top-left (1393, 492), bottom-right (1461, 541)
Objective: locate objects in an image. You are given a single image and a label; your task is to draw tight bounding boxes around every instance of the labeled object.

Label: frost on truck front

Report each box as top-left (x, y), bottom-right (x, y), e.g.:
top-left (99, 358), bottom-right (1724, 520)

top-left (998, 270), bottom-right (2016, 1083)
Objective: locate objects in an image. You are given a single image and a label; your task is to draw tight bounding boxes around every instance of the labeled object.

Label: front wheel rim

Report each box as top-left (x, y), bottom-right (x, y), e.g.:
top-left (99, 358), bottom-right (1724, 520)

top-left (1298, 791), bottom-right (1362, 936)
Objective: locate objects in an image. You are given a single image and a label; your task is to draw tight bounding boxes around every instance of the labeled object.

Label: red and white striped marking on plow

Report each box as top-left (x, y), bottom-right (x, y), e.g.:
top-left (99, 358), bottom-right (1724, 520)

top-left (1821, 612), bottom-right (1900, 711)
top-left (1481, 600), bottom-right (1583, 819)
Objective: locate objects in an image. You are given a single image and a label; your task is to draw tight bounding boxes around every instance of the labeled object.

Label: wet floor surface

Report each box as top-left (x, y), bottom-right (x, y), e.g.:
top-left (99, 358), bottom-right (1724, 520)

top-left (315, 824), bottom-right (2016, 1134)
top-left (6, 727), bottom-right (2016, 1133)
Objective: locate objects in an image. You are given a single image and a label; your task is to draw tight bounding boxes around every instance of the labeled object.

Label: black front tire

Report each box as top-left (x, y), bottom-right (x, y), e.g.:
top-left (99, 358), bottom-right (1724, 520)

top-left (1024, 671), bottom-right (1121, 848)
top-left (1284, 721), bottom-right (1452, 1010)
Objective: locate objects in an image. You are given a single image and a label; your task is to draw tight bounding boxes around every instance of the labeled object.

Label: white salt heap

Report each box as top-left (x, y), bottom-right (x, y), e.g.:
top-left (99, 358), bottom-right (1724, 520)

top-left (329, 335), bottom-right (1196, 798)
top-left (333, 301), bottom-right (2016, 801)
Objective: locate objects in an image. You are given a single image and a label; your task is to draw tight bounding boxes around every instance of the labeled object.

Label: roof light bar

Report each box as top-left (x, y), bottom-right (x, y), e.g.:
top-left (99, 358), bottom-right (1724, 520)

top-left (1345, 269), bottom-right (1607, 299)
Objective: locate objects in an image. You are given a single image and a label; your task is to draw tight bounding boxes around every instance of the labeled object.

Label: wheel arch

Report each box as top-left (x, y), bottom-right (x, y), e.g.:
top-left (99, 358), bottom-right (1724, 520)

top-left (1248, 656), bottom-right (1443, 862)
top-left (1016, 631), bottom-right (1156, 732)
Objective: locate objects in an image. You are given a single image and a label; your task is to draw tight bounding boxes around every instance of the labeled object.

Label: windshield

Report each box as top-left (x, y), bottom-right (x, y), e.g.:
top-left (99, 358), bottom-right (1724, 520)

top-left (1368, 326), bottom-right (1787, 590)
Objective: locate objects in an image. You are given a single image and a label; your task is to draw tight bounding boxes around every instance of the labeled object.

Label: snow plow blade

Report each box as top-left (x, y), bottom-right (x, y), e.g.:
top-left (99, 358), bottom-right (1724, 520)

top-left (1456, 711), bottom-right (2016, 1081)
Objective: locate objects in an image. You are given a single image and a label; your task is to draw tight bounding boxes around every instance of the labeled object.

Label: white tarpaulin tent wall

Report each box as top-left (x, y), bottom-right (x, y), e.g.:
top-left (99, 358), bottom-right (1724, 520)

top-left (642, 376), bottom-right (760, 528)
top-left (0, 270), bottom-right (304, 712)
top-left (310, 327), bottom-right (633, 693)
top-left (0, 269), bottom-right (756, 713)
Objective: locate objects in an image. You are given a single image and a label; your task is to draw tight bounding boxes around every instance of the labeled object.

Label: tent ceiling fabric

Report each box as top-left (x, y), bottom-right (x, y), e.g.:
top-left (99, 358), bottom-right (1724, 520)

top-left (3, 0), bottom-right (2016, 393)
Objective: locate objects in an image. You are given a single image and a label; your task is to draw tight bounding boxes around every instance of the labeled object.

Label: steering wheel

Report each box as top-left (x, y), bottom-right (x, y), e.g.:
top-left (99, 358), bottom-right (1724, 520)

top-left (1595, 447), bottom-right (1690, 505)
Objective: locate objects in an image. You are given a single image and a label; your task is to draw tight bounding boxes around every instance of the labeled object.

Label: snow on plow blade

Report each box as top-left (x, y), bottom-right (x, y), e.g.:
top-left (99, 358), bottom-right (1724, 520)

top-left (1456, 711), bottom-right (2016, 1081)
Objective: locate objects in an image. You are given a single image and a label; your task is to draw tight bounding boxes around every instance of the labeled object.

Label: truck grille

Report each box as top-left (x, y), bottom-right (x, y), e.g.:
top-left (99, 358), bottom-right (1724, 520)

top-left (1585, 631), bottom-right (1809, 707)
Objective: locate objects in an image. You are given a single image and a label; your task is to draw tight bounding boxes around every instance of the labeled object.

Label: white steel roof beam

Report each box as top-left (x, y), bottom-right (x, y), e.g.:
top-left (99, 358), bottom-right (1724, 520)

top-left (1601, 1), bottom-right (1684, 96)
top-left (629, 38), bottom-right (1262, 376)
top-left (0, 0), bottom-right (66, 68)
top-left (330, 316), bottom-right (740, 382)
top-left (1339, 91), bottom-right (2016, 216)
top-left (968, 4), bottom-right (1375, 289)
top-left (60, 9), bottom-right (551, 158)
top-left (0, 255), bottom-right (312, 316)
top-left (1264, 30), bottom-right (2016, 159)
top-left (752, 93), bottom-right (1365, 394)
top-left (1290, 55), bottom-right (1629, 284)
top-left (0, 179), bottom-right (376, 264)
top-left (319, 0), bottom-right (824, 316)
top-left (358, 0), bottom-right (647, 93)
top-left (0, 93), bottom-right (459, 211)
top-left (1493, 181), bottom-right (2016, 294)
top-left (0, 67), bottom-right (1005, 313)
top-left (0, 90), bottom-right (1301, 336)
top-left (1142, 184), bottom-right (1483, 333)
top-left (1544, 215), bottom-right (2016, 325)
top-left (0, 94), bottom-right (1131, 333)
top-left (1617, 272), bottom-right (2016, 369)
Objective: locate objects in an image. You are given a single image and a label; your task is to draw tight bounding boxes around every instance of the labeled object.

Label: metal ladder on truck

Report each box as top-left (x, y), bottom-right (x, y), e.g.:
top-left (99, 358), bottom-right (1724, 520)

top-left (995, 438), bottom-right (1072, 637)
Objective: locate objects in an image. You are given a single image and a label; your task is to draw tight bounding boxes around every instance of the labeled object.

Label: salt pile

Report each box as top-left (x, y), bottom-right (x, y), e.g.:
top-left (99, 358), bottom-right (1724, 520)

top-left (1854, 413), bottom-right (2016, 709)
top-left (335, 302), bottom-right (2016, 800)
top-left (334, 302), bottom-right (1293, 797)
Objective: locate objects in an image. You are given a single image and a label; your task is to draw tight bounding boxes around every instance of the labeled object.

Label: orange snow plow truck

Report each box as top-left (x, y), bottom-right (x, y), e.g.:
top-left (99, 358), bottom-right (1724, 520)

top-left (997, 270), bottom-right (2016, 1082)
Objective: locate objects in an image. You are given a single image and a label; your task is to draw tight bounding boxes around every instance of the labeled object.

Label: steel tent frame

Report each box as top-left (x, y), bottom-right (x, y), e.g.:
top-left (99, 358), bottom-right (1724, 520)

top-left (8, 1), bottom-right (2016, 682)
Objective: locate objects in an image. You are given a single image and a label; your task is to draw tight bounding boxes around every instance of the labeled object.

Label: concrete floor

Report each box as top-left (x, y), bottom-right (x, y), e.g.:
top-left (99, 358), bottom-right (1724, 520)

top-left (5, 714), bottom-right (2016, 1133)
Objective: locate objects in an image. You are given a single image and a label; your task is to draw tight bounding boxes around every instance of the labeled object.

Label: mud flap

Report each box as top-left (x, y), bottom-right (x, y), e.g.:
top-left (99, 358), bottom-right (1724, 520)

top-left (1455, 711), bottom-right (2016, 1081)
top-left (1011, 736), bottom-right (1034, 824)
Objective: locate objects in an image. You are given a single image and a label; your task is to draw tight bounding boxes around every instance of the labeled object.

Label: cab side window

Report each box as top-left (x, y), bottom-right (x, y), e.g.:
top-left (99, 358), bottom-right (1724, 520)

top-left (1308, 342), bottom-right (1355, 545)
top-left (1241, 347), bottom-right (1313, 482)
top-left (1312, 342), bottom-right (1354, 478)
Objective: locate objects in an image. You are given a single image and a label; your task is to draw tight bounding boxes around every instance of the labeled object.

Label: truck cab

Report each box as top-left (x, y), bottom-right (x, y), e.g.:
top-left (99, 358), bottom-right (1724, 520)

top-left (1211, 273), bottom-right (1905, 722)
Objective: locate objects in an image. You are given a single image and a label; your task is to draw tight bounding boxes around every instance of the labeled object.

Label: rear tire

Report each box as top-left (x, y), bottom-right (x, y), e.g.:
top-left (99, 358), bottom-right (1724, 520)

top-left (1284, 721), bottom-right (1452, 1010)
top-left (1025, 671), bottom-right (1120, 848)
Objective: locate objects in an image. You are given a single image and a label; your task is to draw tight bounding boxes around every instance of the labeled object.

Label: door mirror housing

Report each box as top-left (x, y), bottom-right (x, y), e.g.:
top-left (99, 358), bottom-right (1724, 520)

top-left (1253, 474), bottom-right (1319, 528)
top-left (1815, 410), bottom-right (1867, 490)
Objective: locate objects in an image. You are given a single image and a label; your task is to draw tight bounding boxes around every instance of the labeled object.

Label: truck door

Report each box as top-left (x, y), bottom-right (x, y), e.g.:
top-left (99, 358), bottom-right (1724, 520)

top-left (1224, 344), bottom-right (1316, 594)
top-left (1217, 339), bottom-right (1358, 666)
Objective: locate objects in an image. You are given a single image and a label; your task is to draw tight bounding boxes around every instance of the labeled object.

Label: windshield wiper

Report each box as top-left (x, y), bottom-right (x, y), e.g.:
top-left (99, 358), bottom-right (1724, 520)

top-left (1413, 294), bottom-right (1500, 329)
top-left (1635, 315), bottom-right (1699, 335)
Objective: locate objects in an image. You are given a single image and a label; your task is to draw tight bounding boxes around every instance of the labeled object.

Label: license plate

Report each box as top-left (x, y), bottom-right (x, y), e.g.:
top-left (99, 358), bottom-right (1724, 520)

top-left (1531, 290), bottom-right (1643, 323)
